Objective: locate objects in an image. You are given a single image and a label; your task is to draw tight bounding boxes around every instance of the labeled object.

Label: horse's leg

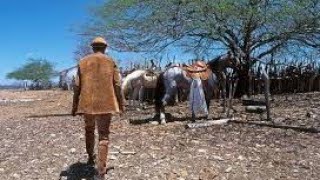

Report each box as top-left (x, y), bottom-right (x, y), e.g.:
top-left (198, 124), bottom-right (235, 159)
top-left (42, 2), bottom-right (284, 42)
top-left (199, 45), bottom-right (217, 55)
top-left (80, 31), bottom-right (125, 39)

top-left (221, 73), bottom-right (227, 113)
top-left (318, 76), bottom-right (320, 91)
top-left (308, 77), bottom-right (311, 92)
top-left (139, 86), bottom-right (145, 107)
top-left (155, 98), bottom-right (166, 124)
top-left (231, 78), bottom-right (238, 112)
top-left (257, 78), bottom-right (260, 95)
top-left (160, 91), bottom-right (170, 124)
top-left (132, 87), bottom-right (140, 107)
top-left (128, 90), bottom-right (133, 107)
top-left (205, 84), bottom-right (214, 120)
top-left (299, 77), bottom-right (303, 92)
top-left (275, 78), bottom-right (280, 94)
top-left (227, 77), bottom-right (232, 117)
top-left (248, 75), bottom-right (253, 97)
top-left (309, 75), bottom-right (316, 92)
top-left (162, 83), bottom-right (177, 106)
top-left (162, 83), bottom-right (179, 123)
top-left (205, 94), bottom-right (211, 119)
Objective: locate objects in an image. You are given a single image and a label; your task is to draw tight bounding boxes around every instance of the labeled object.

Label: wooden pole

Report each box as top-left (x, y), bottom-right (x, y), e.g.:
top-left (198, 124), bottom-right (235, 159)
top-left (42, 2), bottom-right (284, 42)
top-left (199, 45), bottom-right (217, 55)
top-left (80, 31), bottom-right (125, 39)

top-left (262, 69), bottom-right (271, 121)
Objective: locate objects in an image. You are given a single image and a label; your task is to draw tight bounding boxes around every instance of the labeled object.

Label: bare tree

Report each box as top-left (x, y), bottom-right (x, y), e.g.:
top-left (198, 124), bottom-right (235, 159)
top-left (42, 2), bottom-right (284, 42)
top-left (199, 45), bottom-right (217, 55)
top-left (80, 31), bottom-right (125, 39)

top-left (73, 39), bottom-right (93, 62)
top-left (82, 0), bottom-right (320, 95)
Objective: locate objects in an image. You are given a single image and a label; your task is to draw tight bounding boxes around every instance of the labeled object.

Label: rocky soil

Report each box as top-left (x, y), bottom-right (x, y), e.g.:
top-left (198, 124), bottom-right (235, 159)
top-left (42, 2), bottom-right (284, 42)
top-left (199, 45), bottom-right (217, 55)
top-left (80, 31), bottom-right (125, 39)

top-left (0, 90), bottom-right (319, 180)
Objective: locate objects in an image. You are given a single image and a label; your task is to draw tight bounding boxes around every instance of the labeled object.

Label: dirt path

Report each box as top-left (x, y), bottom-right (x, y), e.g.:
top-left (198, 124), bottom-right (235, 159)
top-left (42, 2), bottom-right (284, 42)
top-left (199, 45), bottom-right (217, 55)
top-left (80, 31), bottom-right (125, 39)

top-left (0, 90), bottom-right (319, 180)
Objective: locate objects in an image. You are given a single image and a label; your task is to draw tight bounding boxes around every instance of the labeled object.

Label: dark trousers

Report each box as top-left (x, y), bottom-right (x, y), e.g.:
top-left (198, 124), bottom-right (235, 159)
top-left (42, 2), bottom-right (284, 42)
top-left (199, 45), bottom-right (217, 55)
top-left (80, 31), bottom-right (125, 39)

top-left (84, 114), bottom-right (111, 177)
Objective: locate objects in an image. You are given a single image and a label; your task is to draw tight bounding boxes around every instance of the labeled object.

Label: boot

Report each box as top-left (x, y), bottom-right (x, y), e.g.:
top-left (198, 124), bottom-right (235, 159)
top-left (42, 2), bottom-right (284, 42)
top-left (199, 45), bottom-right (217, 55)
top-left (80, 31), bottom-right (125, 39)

top-left (87, 154), bottom-right (96, 166)
top-left (85, 131), bottom-right (95, 165)
top-left (97, 140), bottom-right (108, 178)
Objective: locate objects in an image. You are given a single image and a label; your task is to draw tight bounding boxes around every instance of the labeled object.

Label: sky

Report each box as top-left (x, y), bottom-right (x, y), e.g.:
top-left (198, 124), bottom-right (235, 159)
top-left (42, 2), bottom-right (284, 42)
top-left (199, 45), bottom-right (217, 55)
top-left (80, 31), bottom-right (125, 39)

top-left (0, 0), bottom-right (103, 84)
top-left (0, 0), bottom-right (218, 85)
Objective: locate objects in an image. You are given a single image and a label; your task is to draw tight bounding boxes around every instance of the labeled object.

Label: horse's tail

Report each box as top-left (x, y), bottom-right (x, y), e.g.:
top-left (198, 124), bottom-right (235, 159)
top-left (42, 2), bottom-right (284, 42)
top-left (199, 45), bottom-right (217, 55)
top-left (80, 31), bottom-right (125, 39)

top-left (154, 72), bottom-right (165, 114)
top-left (121, 77), bottom-right (129, 98)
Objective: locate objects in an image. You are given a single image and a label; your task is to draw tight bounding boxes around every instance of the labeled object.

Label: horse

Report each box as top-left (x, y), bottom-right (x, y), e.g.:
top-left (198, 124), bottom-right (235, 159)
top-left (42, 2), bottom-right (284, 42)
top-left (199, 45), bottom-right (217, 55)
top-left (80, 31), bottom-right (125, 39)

top-left (207, 52), bottom-right (240, 113)
top-left (121, 69), bottom-right (159, 106)
top-left (283, 65), bottom-right (301, 93)
top-left (59, 66), bottom-right (77, 91)
top-left (154, 61), bottom-right (218, 124)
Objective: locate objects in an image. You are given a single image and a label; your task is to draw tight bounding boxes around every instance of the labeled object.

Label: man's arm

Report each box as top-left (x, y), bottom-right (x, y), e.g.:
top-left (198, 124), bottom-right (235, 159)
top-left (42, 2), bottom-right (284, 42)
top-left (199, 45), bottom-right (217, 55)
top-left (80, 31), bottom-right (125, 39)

top-left (113, 63), bottom-right (125, 113)
top-left (72, 67), bottom-right (81, 116)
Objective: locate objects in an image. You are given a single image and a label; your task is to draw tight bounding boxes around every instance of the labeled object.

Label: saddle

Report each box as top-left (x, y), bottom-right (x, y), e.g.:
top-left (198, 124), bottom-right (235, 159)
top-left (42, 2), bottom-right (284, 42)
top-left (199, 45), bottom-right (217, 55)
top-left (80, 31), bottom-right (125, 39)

top-left (145, 70), bottom-right (158, 77)
top-left (184, 61), bottom-right (212, 80)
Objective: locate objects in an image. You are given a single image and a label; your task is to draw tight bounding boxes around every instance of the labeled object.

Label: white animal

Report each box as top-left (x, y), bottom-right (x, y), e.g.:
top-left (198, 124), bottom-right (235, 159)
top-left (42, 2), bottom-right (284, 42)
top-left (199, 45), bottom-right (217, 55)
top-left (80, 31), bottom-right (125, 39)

top-left (121, 69), bottom-right (159, 106)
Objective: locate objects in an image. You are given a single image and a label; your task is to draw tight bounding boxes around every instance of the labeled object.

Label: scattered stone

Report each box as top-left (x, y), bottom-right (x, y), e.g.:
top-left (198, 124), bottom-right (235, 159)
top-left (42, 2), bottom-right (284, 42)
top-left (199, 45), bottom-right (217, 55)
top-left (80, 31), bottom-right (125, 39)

top-left (225, 167), bottom-right (233, 173)
top-left (79, 134), bottom-right (85, 139)
top-left (306, 112), bottom-right (317, 118)
top-left (274, 117), bottom-right (285, 124)
top-left (286, 96), bottom-right (293, 101)
top-left (121, 150), bottom-right (136, 155)
top-left (237, 155), bottom-right (245, 161)
top-left (12, 173), bottom-right (21, 179)
top-left (198, 149), bottom-right (207, 153)
top-left (167, 173), bottom-right (179, 180)
top-left (240, 114), bottom-right (247, 120)
top-left (110, 151), bottom-right (120, 155)
top-left (60, 176), bottom-right (68, 180)
top-left (69, 148), bottom-right (76, 154)
top-left (199, 167), bottom-right (218, 180)
top-left (149, 121), bottom-right (159, 125)
top-left (267, 162), bottom-right (274, 168)
top-left (109, 155), bottom-right (117, 160)
top-left (179, 169), bottom-right (188, 177)
top-left (187, 118), bottom-right (235, 128)
top-left (46, 168), bottom-right (54, 174)
top-left (212, 155), bottom-right (224, 161)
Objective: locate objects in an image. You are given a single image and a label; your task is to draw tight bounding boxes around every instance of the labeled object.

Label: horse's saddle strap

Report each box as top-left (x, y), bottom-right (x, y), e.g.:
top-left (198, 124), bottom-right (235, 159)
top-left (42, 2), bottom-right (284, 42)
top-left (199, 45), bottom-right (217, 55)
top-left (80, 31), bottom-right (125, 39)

top-left (185, 66), bottom-right (208, 73)
top-left (185, 68), bottom-right (212, 80)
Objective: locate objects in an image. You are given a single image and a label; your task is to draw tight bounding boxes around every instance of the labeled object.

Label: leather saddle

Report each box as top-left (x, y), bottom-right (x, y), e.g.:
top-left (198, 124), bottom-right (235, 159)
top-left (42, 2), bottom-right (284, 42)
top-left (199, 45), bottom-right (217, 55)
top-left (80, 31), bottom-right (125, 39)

top-left (144, 70), bottom-right (160, 78)
top-left (184, 61), bottom-right (211, 80)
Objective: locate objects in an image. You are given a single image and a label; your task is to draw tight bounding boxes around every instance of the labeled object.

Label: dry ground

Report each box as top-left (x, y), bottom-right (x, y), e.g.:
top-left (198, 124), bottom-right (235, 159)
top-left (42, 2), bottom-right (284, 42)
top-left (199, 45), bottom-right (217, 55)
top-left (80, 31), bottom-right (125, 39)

top-left (0, 90), bottom-right (319, 180)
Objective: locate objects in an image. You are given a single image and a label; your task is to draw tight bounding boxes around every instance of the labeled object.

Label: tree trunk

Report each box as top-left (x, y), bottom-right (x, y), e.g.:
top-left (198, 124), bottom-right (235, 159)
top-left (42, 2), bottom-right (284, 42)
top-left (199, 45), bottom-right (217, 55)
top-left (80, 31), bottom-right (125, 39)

top-left (236, 64), bottom-right (250, 97)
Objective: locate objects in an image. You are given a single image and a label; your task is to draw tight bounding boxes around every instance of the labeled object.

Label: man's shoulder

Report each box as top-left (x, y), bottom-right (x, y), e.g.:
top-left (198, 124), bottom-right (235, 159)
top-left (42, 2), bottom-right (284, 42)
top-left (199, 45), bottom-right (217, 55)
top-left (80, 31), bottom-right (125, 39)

top-left (81, 53), bottom-right (99, 61)
top-left (79, 54), bottom-right (93, 64)
top-left (81, 53), bottom-right (114, 62)
top-left (79, 53), bottom-right (116, 68)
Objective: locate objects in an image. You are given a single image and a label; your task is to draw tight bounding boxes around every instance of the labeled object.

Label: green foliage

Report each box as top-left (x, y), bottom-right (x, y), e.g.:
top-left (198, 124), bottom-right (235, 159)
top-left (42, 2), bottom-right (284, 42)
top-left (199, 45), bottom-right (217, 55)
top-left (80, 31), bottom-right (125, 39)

top-left (6, 58), bottom-right (56, 82)
top-left (85, 0), bottom-right (320, 61)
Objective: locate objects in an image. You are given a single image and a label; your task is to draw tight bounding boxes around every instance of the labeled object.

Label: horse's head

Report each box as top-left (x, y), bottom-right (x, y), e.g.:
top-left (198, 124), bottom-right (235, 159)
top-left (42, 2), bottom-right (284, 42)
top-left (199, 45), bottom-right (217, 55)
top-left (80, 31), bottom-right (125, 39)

top-left (221, 51), bottom-right (239, 68)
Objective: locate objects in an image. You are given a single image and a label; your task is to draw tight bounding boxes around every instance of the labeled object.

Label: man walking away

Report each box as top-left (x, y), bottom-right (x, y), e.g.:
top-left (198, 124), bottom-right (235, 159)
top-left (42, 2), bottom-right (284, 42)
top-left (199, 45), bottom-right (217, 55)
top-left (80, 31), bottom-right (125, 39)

top-left (72, 37), bottom-right (125, 179)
